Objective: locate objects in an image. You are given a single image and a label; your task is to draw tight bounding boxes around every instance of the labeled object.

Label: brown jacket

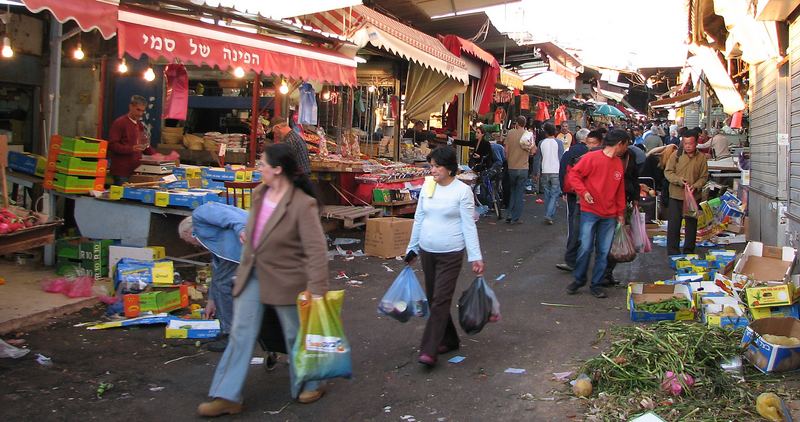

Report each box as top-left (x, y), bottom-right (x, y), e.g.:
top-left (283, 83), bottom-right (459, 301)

top-left (663, 151), bottom-right (708, 201)
top-left (505, 127), bottom-right (530, 170)
top-left (233, 183), bottom-right (329, 305)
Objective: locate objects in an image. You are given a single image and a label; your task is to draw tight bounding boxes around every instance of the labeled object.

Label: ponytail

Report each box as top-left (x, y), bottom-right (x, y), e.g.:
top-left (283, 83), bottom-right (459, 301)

top-left (292, 172), bottom-right (323, 210)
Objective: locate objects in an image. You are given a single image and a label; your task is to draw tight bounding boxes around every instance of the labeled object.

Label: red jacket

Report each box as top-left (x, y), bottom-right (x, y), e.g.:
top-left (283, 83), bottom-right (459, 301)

top-left (108, 115), bottom-right (153, 177)
top-left (566, 149), bottom-right (626, 218)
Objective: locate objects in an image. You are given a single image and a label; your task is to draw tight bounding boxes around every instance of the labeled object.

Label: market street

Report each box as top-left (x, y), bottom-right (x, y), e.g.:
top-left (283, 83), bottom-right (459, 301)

top-left (0, 200), bottom-right (681, 421)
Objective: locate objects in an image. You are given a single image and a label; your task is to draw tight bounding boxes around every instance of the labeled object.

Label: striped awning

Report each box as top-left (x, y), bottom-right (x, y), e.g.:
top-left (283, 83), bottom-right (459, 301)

top-left (498, 68), bottom-right (524, 90)
top-left (22, 0), bottom-right (119, 39)
top-left (301, 5), bottom-right (468, 83)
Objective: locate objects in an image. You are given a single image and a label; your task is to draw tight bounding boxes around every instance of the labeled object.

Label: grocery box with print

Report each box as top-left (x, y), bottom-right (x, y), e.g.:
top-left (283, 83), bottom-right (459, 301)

top-left (741, 317), bottom-right (800, 373)
top-left (627, 283), bottom-right (694, 322)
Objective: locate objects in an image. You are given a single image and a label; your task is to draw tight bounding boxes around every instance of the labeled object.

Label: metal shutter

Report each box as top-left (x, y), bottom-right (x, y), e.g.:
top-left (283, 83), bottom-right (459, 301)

top-left (790, 18), bottom-right (800, 217)
top-left (750, 58), bottom-right (781, 199)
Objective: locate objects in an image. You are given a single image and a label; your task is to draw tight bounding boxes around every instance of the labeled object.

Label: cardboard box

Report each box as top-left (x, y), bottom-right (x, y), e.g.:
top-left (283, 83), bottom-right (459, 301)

top-left (122, 187), bottom-right (157, 203)
top-left (750, 303), bottom-right (800, 320)
top-left (746, 282), bottom-right (798, 308)
top-left (44, 171), bottom-right (105, 193)
top-left (741, 317), bottom-right (800, 373)
top-left (115, 258), bottom-right (174, 287)
top-left (699, 296), bottom-right (749, 329)
top-left (364, 217), bottom-right (414, 258)
top-left (50, 135), bottom-right (108, 158)
top-left (7, 151), bottom-right (46, 176)
top-left (108, 246), bottom-right (158, 278)
top-left (733, 241), bottom-right (796, 285)
top-left (123, 285), bottom-right (189, 317)
top-left (52, 154), bottom-right (107, 177)
top-left (627, 283), bottom-right (695, 322)
top-left (165, 319), bottom-right (221, 339)
top-left (79, 239), bottom-right (114, 261)
top-left (201, 167), bottom-right (260, 182)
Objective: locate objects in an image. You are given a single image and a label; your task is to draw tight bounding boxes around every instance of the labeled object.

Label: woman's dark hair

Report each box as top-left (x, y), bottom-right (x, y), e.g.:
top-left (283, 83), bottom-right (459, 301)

top-left (262, 143), bottom-right (322, 208)
top-left (476, 126), bottom-right (486, 136)
top-left (427, 146), bottom-right (459, 177)
top-left (604, 129), bottom-right (631, 147)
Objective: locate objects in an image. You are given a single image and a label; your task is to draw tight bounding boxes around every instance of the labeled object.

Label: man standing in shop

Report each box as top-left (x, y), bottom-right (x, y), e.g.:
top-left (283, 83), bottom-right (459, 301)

top-left (272, 117), bottom-right (311, 175)
top-left (664, 128), bottom-right (708, 255)
top-left (565, 129), bottom-right (629, 298)
top-left (108, 95), bottom-right (153, 185)
top-left (404, 120), bottom-right (435, 146)
top-left (540, 123), bottom-right (564, 225)
top-left (556, 124), bottom-right (573, 150)
top-left (505, 116), bottom-right (532, 224)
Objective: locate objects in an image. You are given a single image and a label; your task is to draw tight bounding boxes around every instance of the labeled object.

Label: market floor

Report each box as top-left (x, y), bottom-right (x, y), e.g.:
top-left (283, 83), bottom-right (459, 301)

top-left (0, 197), bottom-right (735, 421)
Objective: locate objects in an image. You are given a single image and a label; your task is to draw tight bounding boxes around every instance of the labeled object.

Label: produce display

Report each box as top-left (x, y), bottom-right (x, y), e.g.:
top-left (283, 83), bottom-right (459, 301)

top-left (355, 166), bottom-right (430, 184)
top-left (634, 297), bottom-right (692, 313)
top-left (0, 207), bottom-right (44, 234)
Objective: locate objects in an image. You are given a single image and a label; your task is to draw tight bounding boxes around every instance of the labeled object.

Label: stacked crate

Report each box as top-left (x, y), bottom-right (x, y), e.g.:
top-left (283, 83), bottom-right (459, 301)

top-left (55, 237), bottom-right (114, 280)
top-left (44, 135), bottom-right (108, 193)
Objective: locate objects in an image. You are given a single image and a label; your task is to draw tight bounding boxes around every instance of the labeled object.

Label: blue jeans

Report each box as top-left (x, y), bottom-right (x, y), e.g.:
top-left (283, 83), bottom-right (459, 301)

top-left (507, 169), bottom-right (528, 221)
top-left (208, 274), bottom-right (320, 402)
top-left (542, 174), bottom-right (561, 220)
top-left (572, 211), bottom-right (617, 288)
top-left (209, 256), bottom-right (237, 334)
top-left (564, 195), bottom-right (580, 267)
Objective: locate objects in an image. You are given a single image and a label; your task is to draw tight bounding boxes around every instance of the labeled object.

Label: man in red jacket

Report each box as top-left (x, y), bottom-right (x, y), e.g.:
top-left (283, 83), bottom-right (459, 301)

top-left (565, 129), bottom-right (629, 298)
top-left (108, 95), bottom-right (153, 185)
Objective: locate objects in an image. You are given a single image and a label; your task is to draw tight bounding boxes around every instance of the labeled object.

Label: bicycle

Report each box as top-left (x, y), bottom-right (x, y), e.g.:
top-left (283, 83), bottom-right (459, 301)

top-left (473, 163), bottom-right (504, 219)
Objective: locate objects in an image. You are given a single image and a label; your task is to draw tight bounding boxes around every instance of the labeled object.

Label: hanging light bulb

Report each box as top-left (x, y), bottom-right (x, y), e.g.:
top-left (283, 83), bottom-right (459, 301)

top-left (322, 90), bottom-right (331, 101)
top-left (233, 66), bottom-right (245, 78)
top-left (73, 43), bottom-right (85, 60)
top-left (367, 85), bottom-right (376, 93)
top-left (279, 80), bottom-right (289, 95)
top-left (117, 58), bottom-right (128, 74)
top-left (143, 67), bottom-right (156, 82)
top-left (1, 36), bottom-right (12, 58)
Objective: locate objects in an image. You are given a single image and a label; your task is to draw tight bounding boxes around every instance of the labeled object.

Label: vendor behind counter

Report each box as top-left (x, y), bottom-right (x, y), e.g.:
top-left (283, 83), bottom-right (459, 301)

top-left (403, 121), bottom-right (437, 146)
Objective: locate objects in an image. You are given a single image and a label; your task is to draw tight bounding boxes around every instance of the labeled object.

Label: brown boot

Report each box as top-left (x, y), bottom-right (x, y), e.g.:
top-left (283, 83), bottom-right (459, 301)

top-left (197, 398), bottom-right (243, 417)
top-left (297, 389), bottom-right (325, 404)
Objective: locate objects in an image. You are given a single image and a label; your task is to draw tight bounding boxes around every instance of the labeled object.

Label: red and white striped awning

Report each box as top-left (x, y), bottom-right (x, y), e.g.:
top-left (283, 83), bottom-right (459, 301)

top-left (22, 0), bottom-right (119, 39)
top-left (302, 5), bottom-right (468, 83)
top-left (117, 7), bottom-right (357, 85)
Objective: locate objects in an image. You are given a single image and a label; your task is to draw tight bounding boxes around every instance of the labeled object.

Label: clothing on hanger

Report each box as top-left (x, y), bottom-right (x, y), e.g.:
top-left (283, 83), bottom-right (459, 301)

top-left (297, 83), bottom-right (318, 125)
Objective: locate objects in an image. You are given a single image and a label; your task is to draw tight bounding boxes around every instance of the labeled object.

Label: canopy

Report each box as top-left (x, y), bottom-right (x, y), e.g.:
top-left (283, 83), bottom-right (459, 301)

top-left (499, 68), bottom-right (524, 90)
top-left (688, 45), bottom-right (745, 114)
top-left (595, 88), bottom-right (625, 102)
top-left (187, 1), bottom-right (362, 20)
top-left (440, 35), bottom-right (499, 114)
top-left (650, 91), bottom-right (702, 110)
top-left (524, 71), bottom-right (574, 91)
top-left (303, 5), bottom-right (469, 83)
top-left (117, 8), bottom-right (357, 85)
top-left (592, 104), bottom-right (626, 118)
top-left (22, 0), bottom-right (118, 39)
top-left (404, 63), bottom-right (467, 122)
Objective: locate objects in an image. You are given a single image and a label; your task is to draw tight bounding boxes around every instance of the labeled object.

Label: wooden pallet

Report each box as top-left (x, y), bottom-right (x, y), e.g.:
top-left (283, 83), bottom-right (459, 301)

top-left (321, 205), bottom-right (381, 229)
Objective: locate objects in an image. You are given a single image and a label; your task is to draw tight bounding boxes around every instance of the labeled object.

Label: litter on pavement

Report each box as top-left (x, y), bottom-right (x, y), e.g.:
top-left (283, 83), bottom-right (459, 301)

top-left (504, 368), bottom-right (526, 374)
top-left (448, 356), bottom-right (466, 364)
top-left (0, 339), bottom-right (30, 358)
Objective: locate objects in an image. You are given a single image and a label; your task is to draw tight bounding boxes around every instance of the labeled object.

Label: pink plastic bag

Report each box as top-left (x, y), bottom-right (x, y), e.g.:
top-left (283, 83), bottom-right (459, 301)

top-left (41, 276), bottom-right (94, 298)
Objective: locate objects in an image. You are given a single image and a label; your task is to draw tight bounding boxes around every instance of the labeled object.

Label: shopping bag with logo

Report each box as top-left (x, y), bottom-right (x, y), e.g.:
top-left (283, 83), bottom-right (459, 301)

top-left (609, 223), bottom-right (637, 263)
top-left (683, 184), bottom-right (699, 218)
top-left (458, 276), bottom-right (500, 335)
top-left (292, 290), bottom-right (352, 392)
top-left (378, 266), bottom-right (429, 323)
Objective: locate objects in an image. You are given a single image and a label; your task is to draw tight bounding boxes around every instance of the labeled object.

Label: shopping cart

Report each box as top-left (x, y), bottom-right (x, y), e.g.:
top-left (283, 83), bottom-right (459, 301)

top-left (638, 177), bottom-right (659, 222)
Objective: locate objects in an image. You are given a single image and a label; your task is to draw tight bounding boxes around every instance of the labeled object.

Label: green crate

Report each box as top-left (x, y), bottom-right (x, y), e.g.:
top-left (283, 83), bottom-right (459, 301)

top-left (55, 154), bottom-right (108, 177)
top-left (50, 135), bottom-right (108, 158)
top-left (55, 237), bottom-right (82, 260)
top-left (79, 239), bottom-right (114, 261)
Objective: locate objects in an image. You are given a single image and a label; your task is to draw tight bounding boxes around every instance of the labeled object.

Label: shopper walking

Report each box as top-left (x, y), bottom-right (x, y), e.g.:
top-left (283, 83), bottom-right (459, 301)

top-left (557, 124), bottom-right (574, 150)
top-left (565, 129), bottom-right (629, 298)
top-left (556, 129), bottom-right (602, 271)
top-left (198, 143), bottom-right (329, 417)
top-left (603, 139), bottom-right (640, 286)
top-left (505, 116), bottom-right (532, 224)
top-left (540, 123), bottom-right (565, 224)
top-left (665, 129), bottom-right (708, 255)
top-left (406, 146), bottom-right (484, 367)
top-left (271, 118), bottom-right (312, 175)
top-left (643, 126), bottom-right (664, 152)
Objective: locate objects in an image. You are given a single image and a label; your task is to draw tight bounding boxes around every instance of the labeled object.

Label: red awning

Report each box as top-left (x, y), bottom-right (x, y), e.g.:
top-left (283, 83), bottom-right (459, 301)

top-left (22, 0), bottom-right (118, 39)
top-left (117, 7), bottom-right (357, 85)
top-left (439, 35), bottom-right (498, 69)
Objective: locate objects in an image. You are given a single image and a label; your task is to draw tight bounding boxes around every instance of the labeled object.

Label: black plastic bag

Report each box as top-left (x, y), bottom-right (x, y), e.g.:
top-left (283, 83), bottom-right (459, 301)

top-left (458, 277), bottom-right (495, 335)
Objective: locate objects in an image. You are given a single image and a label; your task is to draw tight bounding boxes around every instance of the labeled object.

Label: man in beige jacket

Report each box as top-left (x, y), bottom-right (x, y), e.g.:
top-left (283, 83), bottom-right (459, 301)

top-left (505, 116), bottom-right (532, 224)
top-left (664, 128), bottom-right (708, 255)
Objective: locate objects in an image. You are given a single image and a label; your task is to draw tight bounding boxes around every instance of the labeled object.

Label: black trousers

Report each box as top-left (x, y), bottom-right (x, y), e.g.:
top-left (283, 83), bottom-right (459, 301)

top-left (419, 249), bottom-right (464, 357)
top-left (667, 198), bottom-right (698, 255)
top-left (564, 194), bottom-right (581, 267)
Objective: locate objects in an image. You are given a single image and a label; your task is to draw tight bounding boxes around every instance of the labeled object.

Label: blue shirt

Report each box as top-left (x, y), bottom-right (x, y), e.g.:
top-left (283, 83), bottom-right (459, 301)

top-left (192, 202), bottom-right (248, 263)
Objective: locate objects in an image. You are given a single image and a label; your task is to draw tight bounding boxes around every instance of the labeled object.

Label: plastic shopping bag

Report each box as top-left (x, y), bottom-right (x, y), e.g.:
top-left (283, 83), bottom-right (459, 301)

top-left (683, 184), bottom-right (699, 218)
top-left (630, 205), bottom-right (652, 253)
top-left (609, 223), bottom-right (637, 263)
top-left (378, 266), bottom-right (429, 322)
top-left (292, 290), bottom-right (352, 392)
top-left (458, 277), bottom-right (501, 335)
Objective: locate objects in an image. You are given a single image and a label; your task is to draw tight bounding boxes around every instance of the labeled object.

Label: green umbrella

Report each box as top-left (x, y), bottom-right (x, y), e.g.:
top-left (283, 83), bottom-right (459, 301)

top-left (592, 104), bottom-right (627, 118)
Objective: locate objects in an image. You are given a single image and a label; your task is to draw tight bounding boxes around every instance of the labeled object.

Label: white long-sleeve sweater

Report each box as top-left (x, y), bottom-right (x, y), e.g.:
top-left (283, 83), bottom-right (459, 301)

top-left (406, 179), bottom-right (482, 262)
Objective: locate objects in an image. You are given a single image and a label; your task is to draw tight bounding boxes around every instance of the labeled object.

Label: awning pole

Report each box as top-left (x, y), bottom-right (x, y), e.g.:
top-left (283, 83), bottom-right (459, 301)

top-left (47, 19), bottom-right (63, 148)
top-left (249, 73), bottom-right (260, 166)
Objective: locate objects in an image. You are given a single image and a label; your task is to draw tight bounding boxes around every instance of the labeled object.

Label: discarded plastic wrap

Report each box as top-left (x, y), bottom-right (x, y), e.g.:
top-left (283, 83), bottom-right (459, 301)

top-left (609, 223), bottom-right (637, 263)
top-left (41, 276), bottom-right (94, 298)
top-left (683, 184), bottom-right (699, 218)
top-left (630, 205), bottom-right (652, 253)
top-left (377, 266), bottom-right (429, 323)
top-left (458, 276), bottom-right (500, 335)
top-left (0, 339), bottom-right (30, 358)
top-left (292, 290), bottom-right (352, 394)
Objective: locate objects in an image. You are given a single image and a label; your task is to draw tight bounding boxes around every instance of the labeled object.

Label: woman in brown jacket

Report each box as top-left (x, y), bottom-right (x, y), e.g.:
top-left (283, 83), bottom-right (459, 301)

top-left (198, 143), bottom-right (329, 417)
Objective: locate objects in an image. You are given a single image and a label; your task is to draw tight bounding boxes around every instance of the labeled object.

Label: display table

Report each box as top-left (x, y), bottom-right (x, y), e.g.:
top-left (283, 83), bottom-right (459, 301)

top-left (156, 146), bottom-right (248, 165)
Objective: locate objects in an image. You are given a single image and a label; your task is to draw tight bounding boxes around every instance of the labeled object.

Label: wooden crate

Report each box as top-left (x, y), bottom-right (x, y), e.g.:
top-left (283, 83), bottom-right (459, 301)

top-left (321, 205), bottom-right (381, 229)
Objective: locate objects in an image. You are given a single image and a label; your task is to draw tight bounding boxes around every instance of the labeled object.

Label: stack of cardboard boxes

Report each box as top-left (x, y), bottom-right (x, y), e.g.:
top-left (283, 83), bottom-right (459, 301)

top-left (44, 136), bottom-right (108, 193)
top-left (55, 237), bottom-right (114, 280)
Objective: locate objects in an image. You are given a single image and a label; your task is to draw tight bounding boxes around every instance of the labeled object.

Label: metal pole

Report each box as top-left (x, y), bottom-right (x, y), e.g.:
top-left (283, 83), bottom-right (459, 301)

top-left (47, 19), bottom-right (63, 148)
top-left (249, 73), bottom-right (260, 166)
top-left (96, 56), bottom-right (107, 139)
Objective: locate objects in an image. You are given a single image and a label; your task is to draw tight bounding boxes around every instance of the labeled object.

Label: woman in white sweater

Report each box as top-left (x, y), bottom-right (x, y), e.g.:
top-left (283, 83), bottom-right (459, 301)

top-left (406, 146), bottom-right (485, 367)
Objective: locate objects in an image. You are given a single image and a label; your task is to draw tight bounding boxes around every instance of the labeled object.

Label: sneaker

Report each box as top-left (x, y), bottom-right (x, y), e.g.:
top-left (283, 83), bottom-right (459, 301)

top-left (590, 287), bottom-right (608, 298)
top-left (264, 352), bottom-right (278, 371)
top-left (297, 389), bottom-right (325, 404)
top-left (418, 353), bottom-right (437, 367)
top-left (505, 218), bottom-right (512, 224)
top-left (566, 282), bottom-right (580, 295)
top-left (601, 277), bottom-right (621, 288)
top-left (206, 335), bottom-right (229, 353)
top-left (556, 263), bottom-right (574, 272)
top-left (544, 218), bottom-right (554, 225)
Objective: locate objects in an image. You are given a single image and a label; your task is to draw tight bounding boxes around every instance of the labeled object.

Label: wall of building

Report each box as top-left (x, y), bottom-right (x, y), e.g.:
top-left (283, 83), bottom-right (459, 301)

top-left (58, 65), bottom-right (100, 137)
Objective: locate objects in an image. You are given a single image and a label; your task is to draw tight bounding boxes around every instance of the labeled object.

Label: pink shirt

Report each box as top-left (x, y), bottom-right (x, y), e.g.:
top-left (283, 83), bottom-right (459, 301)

top-left (252, 198), bottom-right (278, 246)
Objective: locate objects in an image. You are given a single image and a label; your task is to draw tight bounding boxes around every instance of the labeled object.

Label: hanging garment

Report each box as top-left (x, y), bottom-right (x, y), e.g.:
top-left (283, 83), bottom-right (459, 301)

top-left (535, 101), bottom-right (550, 121)
top-left (297, 83), bottom-right (318, 125)
top-left (554, 105), bottom-right (567, 126)
top-left (163, 64), bottom-right (188, 120)
top-left (445, 96), bottom-right (459, 132)
top-left (519, 94), bottom-right (530, 110)
top-left (494, 106), bottom-right (505, 124)
top-left (729, 110), bottom-right (743, 129)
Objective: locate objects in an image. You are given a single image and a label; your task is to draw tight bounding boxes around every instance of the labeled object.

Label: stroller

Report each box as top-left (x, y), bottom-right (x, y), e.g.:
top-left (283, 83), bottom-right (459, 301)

top-left (638, 177), bottom-right (660, 222)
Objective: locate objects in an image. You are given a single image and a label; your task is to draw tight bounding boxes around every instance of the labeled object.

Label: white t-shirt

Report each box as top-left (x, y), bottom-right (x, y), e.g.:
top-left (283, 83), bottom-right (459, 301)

top-left (540, 137), bottom-right (560, 174)
top-left (520, 130), bottom-right (533, 150)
